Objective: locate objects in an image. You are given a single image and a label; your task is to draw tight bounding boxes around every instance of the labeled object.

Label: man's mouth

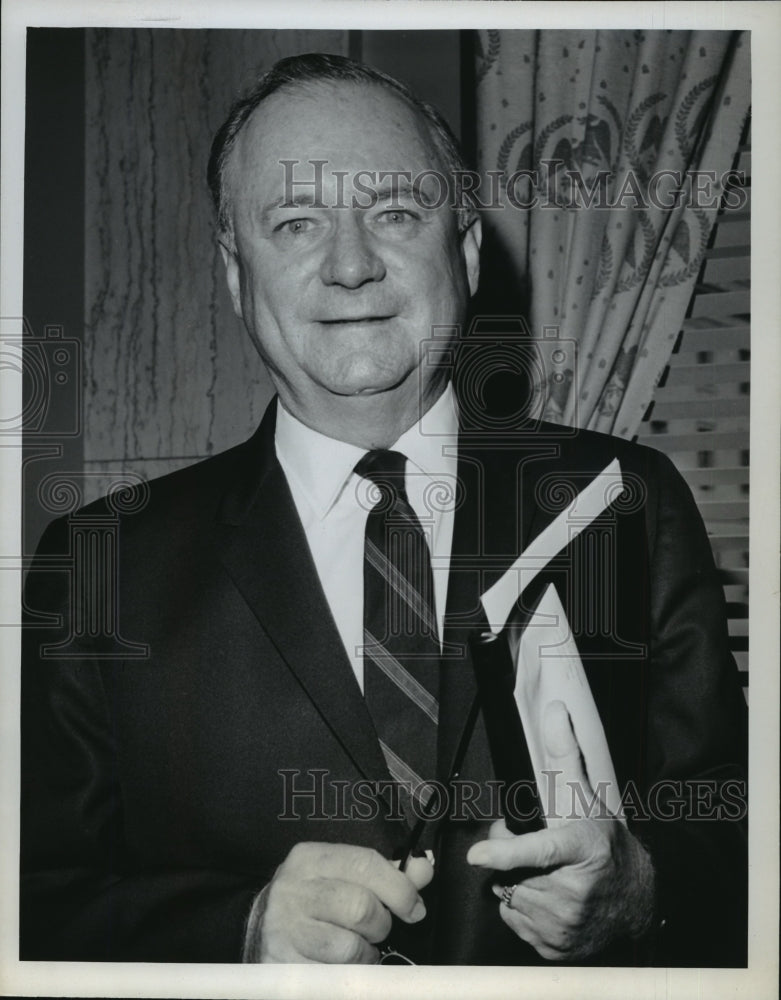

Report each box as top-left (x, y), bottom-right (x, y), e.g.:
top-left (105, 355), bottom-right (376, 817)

top-left (318, 315), bottom-right (395, 325)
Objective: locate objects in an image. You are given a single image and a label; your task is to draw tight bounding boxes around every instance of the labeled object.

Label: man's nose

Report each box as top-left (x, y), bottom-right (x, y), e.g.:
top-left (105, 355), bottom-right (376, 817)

top-left (319, 214), bottom-right (386, 288)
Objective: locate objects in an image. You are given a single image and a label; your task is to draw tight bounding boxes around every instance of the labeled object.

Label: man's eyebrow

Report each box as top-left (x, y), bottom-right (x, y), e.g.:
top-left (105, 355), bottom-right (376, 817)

top-left (371, 178), bottom-right (440, 206)
top-left (261, 193), bottom-right (327, 219)
top-left (261, 176), bottom-right (444, 219)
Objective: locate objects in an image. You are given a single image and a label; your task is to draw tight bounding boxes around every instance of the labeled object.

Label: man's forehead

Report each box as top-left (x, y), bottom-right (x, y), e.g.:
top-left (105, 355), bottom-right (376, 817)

top-left (232, 79), bottom-right (443, 182)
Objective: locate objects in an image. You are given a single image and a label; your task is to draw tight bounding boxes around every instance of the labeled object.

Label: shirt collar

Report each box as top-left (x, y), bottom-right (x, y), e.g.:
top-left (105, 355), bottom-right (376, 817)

top-left (275, 383), bottom-right (459, 521)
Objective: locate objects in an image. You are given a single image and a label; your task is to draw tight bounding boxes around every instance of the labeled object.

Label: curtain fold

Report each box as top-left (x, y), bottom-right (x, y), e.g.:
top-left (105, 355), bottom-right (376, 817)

top-left (474, 29), bottom-right (750, 437)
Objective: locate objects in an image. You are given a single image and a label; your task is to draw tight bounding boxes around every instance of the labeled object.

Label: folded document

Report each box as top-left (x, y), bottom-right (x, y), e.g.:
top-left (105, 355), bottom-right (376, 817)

top-left (478, 459), bottom-right (626, 826)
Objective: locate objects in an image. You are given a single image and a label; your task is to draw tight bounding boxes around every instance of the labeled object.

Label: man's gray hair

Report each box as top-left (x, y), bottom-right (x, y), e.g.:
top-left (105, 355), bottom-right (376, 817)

top-left (207, 51), bottom-right (478, 248)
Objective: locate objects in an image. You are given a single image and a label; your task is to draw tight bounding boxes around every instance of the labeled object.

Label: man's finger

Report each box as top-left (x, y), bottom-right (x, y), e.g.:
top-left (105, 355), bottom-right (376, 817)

top-left (308, 878), bottom-right (393, 944)
top-left (283, 843), bottom-right (426, 923)
top-left (497, 900), bottom-right (571, 962)
top-left (295, 918), bottom-right (379, 965)
top-left (466, 824), bottom-right (589, 871)
top-left (487, 818), bottom-right (515, 840)
top-left (402, 854), bottom-right (435, 891)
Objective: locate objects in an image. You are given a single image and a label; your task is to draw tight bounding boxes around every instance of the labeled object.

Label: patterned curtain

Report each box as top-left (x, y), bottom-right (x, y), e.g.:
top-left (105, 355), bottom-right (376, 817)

top-left (474, 29), bottom-right (750, 436)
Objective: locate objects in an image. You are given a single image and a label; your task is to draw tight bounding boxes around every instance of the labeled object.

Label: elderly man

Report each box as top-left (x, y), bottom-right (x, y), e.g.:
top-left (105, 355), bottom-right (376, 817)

top-left (21, 53), bottom-right (747, 967)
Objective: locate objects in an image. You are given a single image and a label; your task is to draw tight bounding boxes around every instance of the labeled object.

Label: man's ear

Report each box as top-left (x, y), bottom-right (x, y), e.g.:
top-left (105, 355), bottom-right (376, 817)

top-left (461, 216), bottom-right (482, 298)
top-left (219, 241), bottom-right (244, 320)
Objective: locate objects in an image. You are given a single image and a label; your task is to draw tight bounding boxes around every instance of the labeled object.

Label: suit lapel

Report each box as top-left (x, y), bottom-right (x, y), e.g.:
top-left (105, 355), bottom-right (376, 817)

top-left (437, 448), bottom-right (486, 783)
top-left (215, 403), bottom-right (389, 785)
top-left (518, 427), bottom-right (623, 558)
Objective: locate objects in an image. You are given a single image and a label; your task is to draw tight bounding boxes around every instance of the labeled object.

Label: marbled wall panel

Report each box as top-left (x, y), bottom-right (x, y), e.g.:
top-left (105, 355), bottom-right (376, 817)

top-left (83, 29), bottom-right (348, 478)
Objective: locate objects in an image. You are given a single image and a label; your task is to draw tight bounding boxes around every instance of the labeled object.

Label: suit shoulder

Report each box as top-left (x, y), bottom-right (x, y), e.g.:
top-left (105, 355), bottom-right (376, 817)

top-left (134, 440), bottom-right (250, 510)
top-left (40, 436), bottom-right (258, 547)
top-left (522, 420), bottom-right (668, 475)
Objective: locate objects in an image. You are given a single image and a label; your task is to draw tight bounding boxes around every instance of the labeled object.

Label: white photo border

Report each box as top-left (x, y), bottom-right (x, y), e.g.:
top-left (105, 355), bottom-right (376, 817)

top-left (1, 2), bottom-right (778, 998)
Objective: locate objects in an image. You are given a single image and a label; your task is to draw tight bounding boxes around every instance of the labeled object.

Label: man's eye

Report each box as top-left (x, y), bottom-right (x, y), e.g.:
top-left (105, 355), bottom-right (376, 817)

top-left (376, 209), bottom-right (418, 224)
top-left (274, 219), bottom-right (315, 234)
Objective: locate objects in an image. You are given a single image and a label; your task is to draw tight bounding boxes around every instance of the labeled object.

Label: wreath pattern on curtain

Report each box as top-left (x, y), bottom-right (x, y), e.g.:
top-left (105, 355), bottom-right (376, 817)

top-left (474, 30), bottom-right (750, 436)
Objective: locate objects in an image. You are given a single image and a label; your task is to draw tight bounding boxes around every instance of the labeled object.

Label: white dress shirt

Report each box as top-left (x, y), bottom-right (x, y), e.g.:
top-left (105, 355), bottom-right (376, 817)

top-left (275, 384), bottom-right (460, 690)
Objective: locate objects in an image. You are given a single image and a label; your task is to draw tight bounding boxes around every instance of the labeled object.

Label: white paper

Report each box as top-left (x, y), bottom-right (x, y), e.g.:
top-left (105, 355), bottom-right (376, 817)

top-left (511, 582), bottom-right (625, 826)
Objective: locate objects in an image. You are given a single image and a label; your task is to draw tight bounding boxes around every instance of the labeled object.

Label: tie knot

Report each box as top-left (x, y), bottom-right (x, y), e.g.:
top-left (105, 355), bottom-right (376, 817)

top-left (355, 450), bottom-right (409, 509)
top-left (355, 449), bottom-right (406, 484)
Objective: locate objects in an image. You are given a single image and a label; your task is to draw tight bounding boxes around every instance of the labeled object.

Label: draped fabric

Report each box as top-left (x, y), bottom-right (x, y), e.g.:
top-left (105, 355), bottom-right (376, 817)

top-left (474, 30), bottom-right (750, 437)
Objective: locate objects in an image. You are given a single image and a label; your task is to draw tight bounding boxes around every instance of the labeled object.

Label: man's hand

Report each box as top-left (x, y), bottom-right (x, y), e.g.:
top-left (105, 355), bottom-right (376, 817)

top-left (243, 842), bottom-right (434, 963)
top-left (466, 700), bottom-right (655, 961)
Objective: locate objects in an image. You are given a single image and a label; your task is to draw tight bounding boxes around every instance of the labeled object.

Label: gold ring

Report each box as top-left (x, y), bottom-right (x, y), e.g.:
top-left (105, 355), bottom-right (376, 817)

top-left (500, 884), bottom-right (518, 908)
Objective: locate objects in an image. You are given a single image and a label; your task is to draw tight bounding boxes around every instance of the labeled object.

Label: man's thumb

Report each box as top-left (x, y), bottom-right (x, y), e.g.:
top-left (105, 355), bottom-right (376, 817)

top-left (542, 700), bottom-right (596, 824)
top-left (543, 699), bottom-right (579, 761)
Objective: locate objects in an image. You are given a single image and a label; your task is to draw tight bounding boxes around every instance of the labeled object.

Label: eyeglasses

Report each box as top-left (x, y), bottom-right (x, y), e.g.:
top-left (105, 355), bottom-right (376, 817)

top-left (378, 945), bottom-right (416, 965)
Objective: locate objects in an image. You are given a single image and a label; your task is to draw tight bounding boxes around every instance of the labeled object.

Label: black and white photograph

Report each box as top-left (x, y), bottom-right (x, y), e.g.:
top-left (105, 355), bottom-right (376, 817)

top-left (1, 2), bottom-right (778, 998)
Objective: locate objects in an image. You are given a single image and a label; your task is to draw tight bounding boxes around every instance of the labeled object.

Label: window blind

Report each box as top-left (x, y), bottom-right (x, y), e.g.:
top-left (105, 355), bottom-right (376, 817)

top-left (636, 119), bottom-right (751, 697)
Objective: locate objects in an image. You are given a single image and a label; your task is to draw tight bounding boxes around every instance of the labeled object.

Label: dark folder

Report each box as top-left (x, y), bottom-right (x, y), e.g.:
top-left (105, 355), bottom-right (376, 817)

top-left (469, 586), bottom-right (547, 835)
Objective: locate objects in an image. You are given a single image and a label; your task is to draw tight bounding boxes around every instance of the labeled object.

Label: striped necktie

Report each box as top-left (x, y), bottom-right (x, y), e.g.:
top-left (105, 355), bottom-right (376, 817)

top-left (356, 449), bottom-right (440, 825)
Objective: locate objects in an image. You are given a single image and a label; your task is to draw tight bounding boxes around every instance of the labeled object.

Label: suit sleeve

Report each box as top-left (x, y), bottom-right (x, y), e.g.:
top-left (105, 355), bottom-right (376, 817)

top-left (20, 515), bottom-right (264, 962)
top-left (640, 450), bottom-right (748, 967)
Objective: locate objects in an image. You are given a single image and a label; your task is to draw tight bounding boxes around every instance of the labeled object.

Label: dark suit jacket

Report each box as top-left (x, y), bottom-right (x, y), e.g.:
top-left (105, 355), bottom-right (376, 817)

top-left (20, 398), bottom-right (747, 965)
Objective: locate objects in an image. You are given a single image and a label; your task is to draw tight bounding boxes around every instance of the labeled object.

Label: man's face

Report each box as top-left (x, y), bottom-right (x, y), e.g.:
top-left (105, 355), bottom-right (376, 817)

top-left (221, 80), bottom-right (480, 429)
